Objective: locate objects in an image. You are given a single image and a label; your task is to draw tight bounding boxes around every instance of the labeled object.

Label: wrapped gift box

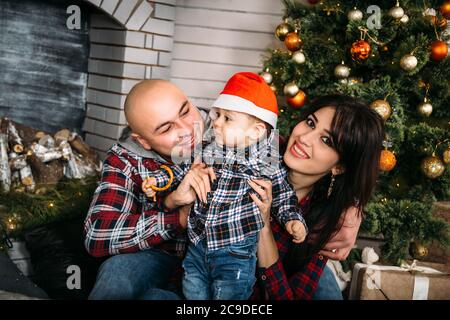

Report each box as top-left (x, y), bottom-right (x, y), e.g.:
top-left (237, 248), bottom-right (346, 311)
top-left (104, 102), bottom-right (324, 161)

top-left (349, 261), bottom-right (450, 300)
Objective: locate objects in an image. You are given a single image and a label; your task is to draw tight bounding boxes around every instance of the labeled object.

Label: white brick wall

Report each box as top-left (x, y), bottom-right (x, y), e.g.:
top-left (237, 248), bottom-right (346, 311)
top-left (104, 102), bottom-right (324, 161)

top-left (82, 0), bottom-right (176, 155)
top-left (170, 0), bottom-right (284, 108)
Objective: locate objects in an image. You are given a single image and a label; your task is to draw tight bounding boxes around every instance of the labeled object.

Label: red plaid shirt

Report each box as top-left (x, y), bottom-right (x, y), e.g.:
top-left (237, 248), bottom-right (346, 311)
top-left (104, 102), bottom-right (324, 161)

top-left (251, 195), bottom-right (327, 300)
top-left (83, 144), bottom-right (186, 258)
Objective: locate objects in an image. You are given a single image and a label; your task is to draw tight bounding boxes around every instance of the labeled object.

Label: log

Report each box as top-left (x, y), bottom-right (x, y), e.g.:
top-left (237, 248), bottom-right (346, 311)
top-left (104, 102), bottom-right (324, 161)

top-left (54, 129), bottom-right (71, 146)
top-left (69, 133), bottom-right (99, 165)
top-left (19, 165), bottom-right (35, 192)
top-left (27, 154), bottom-right (64, 186)
top-left (0, 133), bottom-right (11, 192)
top-left (38, 135), bottom-right (55, 148)
top-left (8, 119), bottom-right (42, 149)
top-left (8, 121), bottom-right (24, 154)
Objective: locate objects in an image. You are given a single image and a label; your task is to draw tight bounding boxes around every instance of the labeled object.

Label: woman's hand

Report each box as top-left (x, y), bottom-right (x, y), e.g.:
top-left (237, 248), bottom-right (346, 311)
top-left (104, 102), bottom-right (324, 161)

top-left (164, 162), bottom-right (216, 209)
top-left (319, 206), bottom-right (362, 260)
top-left (247, 179), bottom-right (273, 226)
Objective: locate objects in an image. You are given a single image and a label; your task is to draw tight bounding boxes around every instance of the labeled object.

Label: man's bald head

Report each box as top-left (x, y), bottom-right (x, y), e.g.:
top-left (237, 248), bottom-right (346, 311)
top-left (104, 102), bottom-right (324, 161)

top-left (123, 79), bottom-right (204, 158)
top-left (125, 79), bottom-right (183, 133)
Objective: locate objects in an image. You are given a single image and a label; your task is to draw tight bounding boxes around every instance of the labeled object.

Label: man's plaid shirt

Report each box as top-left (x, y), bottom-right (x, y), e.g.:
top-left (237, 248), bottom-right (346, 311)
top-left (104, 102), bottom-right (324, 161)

top-left (150, 132), bottom-right (307, 251)
top-left (83, 142), bottom-right (186, 258)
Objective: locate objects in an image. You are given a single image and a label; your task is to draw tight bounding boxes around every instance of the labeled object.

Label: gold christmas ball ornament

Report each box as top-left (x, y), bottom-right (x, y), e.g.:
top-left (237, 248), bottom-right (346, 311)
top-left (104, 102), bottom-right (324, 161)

top-left (409, 242), bottom-right (429, 259)
top-left (275, 22), bottom-right (293, 41)
top-left (284, 32), bottom-right (303, 52)
top-left (441, 1), bottom-right (450, 19)
top-left (380, 149), bottom-right (397, 172)
top-left (400, 54), bottom-right (418, 71)
top-left (388, 2), bottom-right (405, 19)
top-left (417, 99), bottom-right (433, 117)
top-left (350, 40), bottom-right (371, 61)
top-left (430, 40), bottom-right (448, 61)
top-left (283, 81), bottom-right (299, 97)
top-left (421, 156), bottom-right (445, 179)
top-left (260, 71), bottom-right (273, 84)
top-left (443, 147), bottom-right (450, 164)
top-left (334, 61), bottom-right (350, 79)
top-left (292, 50), bottom-right (306, 64)
top-left (400, 14), bottom-right (409, 23)
top-left (347, 8), bottom-right (363, 21)
top-left (287, 90), bottom-right (307, 108)
top-left (370, 99), bottom-right (392, 121)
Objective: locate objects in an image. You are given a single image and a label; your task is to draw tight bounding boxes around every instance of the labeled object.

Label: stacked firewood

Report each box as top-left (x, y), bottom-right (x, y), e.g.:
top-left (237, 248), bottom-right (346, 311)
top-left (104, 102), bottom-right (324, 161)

top-left (0, 118), bottom-right (101, 193)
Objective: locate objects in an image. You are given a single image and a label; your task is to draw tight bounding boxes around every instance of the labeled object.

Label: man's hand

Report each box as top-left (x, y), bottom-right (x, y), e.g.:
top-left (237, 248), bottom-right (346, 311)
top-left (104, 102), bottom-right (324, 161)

top-left (286, 220), bottom-right (307, 244)
top-left (164, 163), bottom-right (216, 209)
top-left (318, 206), bottom-right (362, 260)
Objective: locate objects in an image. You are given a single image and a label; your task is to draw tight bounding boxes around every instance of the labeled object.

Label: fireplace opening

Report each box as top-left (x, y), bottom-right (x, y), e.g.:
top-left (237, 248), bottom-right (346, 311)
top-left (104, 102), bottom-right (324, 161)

top-left (0, 0), bottom-right (90, 134)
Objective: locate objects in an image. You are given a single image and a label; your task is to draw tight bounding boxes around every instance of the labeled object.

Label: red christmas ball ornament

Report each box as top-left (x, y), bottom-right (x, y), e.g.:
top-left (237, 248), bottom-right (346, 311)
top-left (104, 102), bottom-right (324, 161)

top-left (287, 90), bottom-right (306, 108)
top-left (284, 32), bottom-right (303, 52)
top-left (350, 40), bottom-right (371, 61)
top-left (430, 40), bottom-right (448, 61)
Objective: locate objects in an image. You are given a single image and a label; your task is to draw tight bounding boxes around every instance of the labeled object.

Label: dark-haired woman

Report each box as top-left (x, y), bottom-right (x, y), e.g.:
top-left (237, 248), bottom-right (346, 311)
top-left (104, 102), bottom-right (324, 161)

top-left (249, 95), bottom-right (385, 300)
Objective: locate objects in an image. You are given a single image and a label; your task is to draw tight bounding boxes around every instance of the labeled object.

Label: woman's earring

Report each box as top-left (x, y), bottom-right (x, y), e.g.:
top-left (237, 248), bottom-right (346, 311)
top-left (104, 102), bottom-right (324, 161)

top-left (327, 174), bottom-right (335, 198)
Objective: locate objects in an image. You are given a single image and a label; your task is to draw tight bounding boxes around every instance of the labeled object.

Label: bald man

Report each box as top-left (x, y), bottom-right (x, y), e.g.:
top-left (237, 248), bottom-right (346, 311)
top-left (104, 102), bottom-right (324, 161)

top-left (84, 80), bottom-right (211, 300)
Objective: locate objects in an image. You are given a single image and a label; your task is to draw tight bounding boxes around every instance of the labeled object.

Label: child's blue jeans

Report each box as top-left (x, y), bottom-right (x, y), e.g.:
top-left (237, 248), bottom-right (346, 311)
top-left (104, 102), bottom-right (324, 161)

top-left (182, 234), bottom-right (258, 300)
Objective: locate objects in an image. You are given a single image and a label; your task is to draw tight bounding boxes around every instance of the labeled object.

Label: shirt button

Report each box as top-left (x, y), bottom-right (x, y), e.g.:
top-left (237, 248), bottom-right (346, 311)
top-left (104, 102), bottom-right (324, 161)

top-left (318, 254), bottom-right (324, 260)
top-left (261, 275), bottom-right (267, 281)
top-left (165, 224), bottom-right (172, 229)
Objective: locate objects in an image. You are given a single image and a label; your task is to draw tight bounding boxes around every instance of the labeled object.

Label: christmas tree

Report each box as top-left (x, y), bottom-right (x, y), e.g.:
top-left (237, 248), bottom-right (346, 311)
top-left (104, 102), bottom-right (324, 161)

top-left (262, 0), bottom-right (450, 264)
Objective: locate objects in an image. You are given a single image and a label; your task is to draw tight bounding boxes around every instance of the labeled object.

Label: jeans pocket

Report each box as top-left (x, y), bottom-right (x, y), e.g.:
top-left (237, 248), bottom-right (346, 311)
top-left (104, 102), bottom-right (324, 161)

top-left (226, 235), bottom-right (257, 260)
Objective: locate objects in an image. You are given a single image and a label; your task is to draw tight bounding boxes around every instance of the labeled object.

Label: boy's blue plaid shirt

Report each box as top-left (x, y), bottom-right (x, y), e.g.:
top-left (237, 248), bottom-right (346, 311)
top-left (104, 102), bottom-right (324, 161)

top-left (151, 132), bottom-right (307, 251)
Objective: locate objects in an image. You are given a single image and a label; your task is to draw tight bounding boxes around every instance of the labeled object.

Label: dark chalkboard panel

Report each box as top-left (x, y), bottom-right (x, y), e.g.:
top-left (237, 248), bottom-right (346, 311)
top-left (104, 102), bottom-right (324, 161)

top-left (0, 0), bottom-right (90, 134)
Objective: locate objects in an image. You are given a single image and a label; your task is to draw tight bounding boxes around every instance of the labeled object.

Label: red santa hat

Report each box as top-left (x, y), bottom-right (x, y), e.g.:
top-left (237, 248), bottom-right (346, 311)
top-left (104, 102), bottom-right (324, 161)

top-left (212, 72), bottom-right (278, 128)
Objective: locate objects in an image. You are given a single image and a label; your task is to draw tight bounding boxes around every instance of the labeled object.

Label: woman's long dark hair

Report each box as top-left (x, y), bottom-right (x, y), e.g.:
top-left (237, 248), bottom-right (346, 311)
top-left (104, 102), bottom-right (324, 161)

top-left (284, 94), bottom-right (385, 275)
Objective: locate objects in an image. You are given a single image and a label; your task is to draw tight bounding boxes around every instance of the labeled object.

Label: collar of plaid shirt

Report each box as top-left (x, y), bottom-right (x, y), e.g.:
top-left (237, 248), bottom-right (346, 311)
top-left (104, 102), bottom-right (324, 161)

top-left (199, 130), bottom-right (281, 177)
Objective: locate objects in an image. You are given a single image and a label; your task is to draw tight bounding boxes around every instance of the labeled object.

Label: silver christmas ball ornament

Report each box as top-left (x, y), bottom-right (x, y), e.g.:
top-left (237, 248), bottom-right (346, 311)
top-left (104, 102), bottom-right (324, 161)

top-left (389, 3), bottom-right (405, 19)
top-left (283, 82), bottom-right (299, 97)
top-left (260, 71), bottom-right (273, 84)
top-left (400, 14), bottom-right (409, 23)
top-left (334, 62), bottom-right (350, 79)
top-left (292, 51), bottom-right (306, 64)
top-left (348, 8), bottom-right (363, 21)
top-left (400, 54), bottom-right (418, 71)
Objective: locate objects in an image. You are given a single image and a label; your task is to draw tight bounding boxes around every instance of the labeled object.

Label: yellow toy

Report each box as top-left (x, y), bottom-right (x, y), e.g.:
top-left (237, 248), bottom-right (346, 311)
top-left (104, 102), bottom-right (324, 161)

top-left (141, 165), bottom-right (174, 201)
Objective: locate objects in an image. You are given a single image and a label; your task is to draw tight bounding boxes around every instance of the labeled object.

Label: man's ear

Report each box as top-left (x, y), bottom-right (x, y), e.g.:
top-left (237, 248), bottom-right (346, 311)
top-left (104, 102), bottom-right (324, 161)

top-left (131, 133), bottom-right (152, 150)
top-left (331, 164), bottom-right (345, 176)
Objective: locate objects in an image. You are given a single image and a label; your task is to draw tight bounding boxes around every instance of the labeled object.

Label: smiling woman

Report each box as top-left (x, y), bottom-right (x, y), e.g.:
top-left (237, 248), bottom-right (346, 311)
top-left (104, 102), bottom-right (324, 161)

top-left (252, 94), bottom-right (385, 300)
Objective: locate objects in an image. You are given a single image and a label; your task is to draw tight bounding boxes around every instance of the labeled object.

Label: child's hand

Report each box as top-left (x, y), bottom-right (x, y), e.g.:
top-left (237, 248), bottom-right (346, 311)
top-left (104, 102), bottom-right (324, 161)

top-left (142, 177), bottom-right (157, 198)
top-left (286, 220), bottom-right (307, 244)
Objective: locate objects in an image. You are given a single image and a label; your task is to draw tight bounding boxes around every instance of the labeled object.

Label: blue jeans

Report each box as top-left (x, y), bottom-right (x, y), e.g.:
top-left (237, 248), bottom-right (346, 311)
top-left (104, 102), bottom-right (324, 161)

top-left (88, 248), bottom-right (181, 300)
top-left (312, 265), bottom-right (343, 300)
top-left (182, 235), bottom-right (257, 300)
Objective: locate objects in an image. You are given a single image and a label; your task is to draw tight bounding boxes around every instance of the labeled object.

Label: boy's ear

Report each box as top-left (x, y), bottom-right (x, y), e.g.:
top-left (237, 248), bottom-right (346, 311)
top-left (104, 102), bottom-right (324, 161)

top-left (132, 133), bottom-right (152, 150)
top-left (250, 121), bottom-right (268, 141)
